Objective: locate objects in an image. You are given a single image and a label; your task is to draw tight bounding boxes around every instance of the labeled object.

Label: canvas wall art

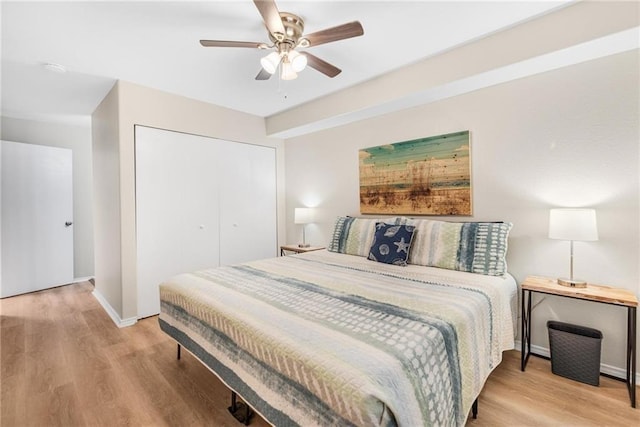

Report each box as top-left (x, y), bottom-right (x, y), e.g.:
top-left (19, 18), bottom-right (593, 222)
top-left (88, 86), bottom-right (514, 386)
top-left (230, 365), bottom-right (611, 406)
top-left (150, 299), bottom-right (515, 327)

top-left (359, 131), bottom-right (471, 215)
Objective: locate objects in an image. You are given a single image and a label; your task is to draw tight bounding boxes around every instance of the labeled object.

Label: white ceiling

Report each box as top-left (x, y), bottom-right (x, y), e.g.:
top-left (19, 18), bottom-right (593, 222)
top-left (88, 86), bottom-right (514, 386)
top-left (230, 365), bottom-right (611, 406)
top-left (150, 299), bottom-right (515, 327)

top-left (1, 0), bottom-right (575, 124)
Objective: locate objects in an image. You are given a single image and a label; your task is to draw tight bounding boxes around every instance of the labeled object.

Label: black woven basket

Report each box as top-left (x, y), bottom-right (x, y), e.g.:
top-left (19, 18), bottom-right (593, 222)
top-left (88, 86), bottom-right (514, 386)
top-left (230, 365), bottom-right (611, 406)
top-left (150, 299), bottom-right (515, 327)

top-left (547, 320), bottom-right (602, 386)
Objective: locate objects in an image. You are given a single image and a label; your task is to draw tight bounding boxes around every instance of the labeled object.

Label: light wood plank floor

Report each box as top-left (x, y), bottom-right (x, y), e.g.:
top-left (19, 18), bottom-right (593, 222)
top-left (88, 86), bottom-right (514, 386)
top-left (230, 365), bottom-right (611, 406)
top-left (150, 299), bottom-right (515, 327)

top-left (1, 281), bottom-right (638, 426)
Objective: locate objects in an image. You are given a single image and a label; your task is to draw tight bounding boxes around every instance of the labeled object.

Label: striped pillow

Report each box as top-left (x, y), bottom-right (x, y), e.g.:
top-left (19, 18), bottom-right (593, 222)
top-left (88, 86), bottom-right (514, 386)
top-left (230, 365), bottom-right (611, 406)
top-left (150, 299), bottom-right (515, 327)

top-left (328, 216), bottom-right (401, 257)
top-left (405, 219), bottom-right (512, 276)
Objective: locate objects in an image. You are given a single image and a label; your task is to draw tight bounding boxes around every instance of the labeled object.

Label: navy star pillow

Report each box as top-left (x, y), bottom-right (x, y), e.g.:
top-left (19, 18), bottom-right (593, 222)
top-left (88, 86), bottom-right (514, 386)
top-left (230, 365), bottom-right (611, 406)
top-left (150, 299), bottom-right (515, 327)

top-left (368, 223), bottom-right (416, 266)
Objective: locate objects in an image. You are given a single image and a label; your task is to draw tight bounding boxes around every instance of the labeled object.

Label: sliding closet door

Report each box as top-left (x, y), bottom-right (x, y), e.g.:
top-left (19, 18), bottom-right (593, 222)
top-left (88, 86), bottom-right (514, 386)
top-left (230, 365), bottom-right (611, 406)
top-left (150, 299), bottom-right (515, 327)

top-left (218, 140), bottom-right (277, 265)
top-left (135, 126), bottom-right (220, 318)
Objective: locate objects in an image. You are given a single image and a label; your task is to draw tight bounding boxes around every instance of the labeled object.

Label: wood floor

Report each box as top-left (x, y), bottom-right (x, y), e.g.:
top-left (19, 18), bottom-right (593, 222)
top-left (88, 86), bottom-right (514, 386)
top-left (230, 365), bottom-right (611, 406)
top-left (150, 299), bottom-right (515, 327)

top-left (1, 281), bottom-right (638, 427)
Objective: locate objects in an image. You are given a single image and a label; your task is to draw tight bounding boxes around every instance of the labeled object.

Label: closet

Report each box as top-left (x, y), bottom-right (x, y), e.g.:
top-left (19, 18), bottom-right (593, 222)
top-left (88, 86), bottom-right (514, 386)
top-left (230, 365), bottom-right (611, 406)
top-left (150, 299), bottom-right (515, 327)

top-left (135, 126), bottom-right (277, 318)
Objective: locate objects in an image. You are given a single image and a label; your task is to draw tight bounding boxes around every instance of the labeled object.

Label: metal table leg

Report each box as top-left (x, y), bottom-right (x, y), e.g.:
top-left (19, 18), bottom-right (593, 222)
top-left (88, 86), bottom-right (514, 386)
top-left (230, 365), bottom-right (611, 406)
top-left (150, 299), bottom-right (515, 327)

top-left (521, 289), bottom-right (531, 371)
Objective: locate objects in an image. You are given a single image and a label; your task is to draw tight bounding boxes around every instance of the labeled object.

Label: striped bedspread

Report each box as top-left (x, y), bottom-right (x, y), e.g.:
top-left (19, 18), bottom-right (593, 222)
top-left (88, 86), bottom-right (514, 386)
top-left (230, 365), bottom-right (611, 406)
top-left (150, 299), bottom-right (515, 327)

top-left (159, 250), bottom-right (517, 426)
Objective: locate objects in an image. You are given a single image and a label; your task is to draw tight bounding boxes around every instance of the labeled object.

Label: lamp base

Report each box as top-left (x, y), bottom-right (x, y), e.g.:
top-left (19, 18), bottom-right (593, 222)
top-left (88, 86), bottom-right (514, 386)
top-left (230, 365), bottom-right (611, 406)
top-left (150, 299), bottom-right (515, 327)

top-left (298, 243), bottom-right (310, 248)
top-left (557, 278), bottom-right (587, 288)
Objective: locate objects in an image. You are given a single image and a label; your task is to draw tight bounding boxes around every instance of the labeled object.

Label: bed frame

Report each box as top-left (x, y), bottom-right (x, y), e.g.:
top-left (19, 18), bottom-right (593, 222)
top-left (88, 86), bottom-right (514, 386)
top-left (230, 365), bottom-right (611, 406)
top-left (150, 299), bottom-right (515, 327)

top-left (174, 342), bottom-right (480, 425)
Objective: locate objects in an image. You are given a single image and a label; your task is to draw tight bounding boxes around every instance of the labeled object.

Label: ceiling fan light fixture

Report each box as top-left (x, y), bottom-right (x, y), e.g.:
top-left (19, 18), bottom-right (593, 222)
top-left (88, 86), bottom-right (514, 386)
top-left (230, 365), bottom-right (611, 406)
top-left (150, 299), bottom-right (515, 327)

top-left (260, 51), bottom-right (281, 74)
top-left (288, 50), bottom-right (307, 73)
top-left (199, 1), bottom-right (364, 81)
top-left (280, 60), bottom-right (298, 80)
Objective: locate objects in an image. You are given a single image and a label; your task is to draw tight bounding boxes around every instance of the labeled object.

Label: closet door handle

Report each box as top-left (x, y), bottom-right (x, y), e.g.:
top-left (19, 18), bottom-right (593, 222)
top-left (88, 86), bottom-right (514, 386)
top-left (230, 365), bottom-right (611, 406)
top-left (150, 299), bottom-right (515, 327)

top-left (65, 221), bottom-right (73, 227)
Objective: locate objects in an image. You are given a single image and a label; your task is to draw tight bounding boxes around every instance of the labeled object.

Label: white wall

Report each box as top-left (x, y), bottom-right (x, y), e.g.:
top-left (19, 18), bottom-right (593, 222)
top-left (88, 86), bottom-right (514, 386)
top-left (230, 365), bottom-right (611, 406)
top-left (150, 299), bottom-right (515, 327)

top-left (284, 51), bottom-right (639, 373)
top-left (1, 115), bottom-right (94, 279)
top-left (92, 81), bottom-right (285, 324)
top-left (92, 86), bottom-right (122, 317)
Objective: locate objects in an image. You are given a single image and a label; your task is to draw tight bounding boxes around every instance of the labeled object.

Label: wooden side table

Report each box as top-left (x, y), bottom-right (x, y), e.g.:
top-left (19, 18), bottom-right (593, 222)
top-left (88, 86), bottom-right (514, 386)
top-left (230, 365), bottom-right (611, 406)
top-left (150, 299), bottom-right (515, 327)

top-left (280, 244), bottom-right (325, 256)
top-left (520, 275), bottom-right (638, 407)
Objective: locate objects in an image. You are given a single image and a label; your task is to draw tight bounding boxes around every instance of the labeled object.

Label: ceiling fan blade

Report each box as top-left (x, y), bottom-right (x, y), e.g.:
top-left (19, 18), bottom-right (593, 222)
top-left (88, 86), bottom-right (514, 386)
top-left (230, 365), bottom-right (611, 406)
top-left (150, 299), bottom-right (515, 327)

top-left (200, 40), bottom-right (265, 48)
top-left (304, 21), bottom-right (364, 47)
top-left (305, 52), bottom-right (341, 78)
top-left (253, 0), bottom-right (285, 40)
top-left (255, 68), bottom-right (273, 80)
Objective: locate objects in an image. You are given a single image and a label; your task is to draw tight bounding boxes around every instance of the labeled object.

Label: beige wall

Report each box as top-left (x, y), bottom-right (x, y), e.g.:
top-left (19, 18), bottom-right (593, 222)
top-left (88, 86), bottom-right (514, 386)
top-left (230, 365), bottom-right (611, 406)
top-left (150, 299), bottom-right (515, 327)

top-left (284, 51), bottom-right (639, 374)
top-left (1, 115), bottom-right (94, 279)
top-left (91, 81), bottom-right (285, 323)
top-left (91, 84), bottom-right (122, 316)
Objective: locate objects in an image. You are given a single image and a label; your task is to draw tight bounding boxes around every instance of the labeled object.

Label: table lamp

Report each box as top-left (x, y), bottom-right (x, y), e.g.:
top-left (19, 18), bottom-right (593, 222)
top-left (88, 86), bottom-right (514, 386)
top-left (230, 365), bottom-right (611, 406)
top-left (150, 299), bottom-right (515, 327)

top-left (294, 207), bottom-right (314, 247)
top-left (548, 208), bottom-right (598, 287)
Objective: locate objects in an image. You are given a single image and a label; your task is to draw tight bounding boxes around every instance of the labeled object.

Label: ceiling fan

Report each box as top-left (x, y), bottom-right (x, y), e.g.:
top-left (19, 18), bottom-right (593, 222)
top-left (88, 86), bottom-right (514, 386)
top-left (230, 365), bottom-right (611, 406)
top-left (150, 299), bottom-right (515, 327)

top-left (199, 0), bottom-right (364, 81)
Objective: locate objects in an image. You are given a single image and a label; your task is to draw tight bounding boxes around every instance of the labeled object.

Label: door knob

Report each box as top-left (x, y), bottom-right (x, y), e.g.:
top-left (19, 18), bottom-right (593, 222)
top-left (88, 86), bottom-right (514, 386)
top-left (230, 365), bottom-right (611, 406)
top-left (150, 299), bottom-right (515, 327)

top-left (65, 221), bottom-right (73, 227)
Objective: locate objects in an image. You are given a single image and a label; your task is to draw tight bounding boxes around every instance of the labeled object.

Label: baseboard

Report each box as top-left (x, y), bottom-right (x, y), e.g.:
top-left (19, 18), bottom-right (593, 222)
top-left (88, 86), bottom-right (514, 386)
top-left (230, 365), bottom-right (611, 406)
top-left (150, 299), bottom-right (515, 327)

top-left (92, 288), bottom-right (137, 328)
top-left (514, 340), bottom-right (640, 384)
top-left (73, 276), bottom-right (94, 284)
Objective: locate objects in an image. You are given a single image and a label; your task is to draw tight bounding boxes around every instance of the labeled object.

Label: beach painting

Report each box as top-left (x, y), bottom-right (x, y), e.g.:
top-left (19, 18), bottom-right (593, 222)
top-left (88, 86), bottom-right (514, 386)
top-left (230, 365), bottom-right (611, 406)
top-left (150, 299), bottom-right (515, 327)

top-left (359, 131), bottom-right (472, 215)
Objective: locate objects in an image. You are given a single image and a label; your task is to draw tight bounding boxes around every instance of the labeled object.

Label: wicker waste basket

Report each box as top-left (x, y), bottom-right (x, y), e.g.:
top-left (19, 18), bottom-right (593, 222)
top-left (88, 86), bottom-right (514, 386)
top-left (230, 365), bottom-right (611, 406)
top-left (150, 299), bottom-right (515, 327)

top-left (547, 320), bottom-right (602, 386)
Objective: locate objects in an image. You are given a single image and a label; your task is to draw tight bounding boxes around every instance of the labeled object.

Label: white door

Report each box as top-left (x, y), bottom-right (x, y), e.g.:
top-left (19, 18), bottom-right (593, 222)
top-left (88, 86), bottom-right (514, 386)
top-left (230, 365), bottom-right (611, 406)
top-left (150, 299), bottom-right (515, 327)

top-left (135, 126), bottom-right (221, 318)
top-left (218, 140), bottom-right (277, 265)
top-left (1, 140), bottom-right (74, 298)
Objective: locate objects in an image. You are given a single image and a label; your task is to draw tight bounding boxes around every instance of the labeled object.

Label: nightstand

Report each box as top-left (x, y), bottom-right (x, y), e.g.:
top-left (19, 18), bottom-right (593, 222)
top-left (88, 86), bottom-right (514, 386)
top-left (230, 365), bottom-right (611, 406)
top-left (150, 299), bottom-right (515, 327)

top-left (280, 244), bottom-right (325, 256)
top-left (520, 275), bottom-right (637, 407)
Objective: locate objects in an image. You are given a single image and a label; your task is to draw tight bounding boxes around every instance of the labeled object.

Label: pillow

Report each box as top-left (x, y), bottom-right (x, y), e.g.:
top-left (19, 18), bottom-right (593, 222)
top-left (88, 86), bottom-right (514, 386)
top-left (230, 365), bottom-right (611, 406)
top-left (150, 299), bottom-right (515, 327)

top-left (367, 223), bottom-right (416, 266)
top-left (327, 216), bottom-right (402, 257)
top-left (406, 219), bottom-right (512, 276)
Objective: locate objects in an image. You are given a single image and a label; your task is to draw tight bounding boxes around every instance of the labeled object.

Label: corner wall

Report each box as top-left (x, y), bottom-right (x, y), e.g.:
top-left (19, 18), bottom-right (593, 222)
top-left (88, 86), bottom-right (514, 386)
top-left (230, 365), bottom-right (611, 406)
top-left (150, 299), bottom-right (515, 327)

top-left (284, 51), bottom-right (639, 373)
top-left (91, 83), bottom-right (122, 318)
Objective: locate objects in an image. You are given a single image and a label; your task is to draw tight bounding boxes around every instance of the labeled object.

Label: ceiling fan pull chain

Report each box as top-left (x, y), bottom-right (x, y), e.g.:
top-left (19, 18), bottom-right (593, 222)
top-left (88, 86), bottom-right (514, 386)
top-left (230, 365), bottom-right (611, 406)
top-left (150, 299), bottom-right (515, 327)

top-left (276, 63), bottom-right (289, 100)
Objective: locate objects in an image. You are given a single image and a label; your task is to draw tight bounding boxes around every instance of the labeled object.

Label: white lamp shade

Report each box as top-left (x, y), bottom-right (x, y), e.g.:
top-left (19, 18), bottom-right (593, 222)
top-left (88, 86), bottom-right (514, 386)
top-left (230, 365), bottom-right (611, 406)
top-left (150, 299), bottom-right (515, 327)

top-left (280, 60), bottom-right (297, 80)
top-left (260, 52), bottom-right (280, 74)
top-left (288, 50), bottom-right (307, 72)
top-left (294, 208), bottom-right (314, 224)
top-left (549, 208), bottom-right (598, 241)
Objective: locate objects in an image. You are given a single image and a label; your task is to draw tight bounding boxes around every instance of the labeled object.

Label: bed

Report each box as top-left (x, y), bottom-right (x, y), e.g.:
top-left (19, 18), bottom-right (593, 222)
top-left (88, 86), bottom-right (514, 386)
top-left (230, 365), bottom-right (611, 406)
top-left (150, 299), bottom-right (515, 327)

top-left (158, 217), bottom-right (516, 427)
